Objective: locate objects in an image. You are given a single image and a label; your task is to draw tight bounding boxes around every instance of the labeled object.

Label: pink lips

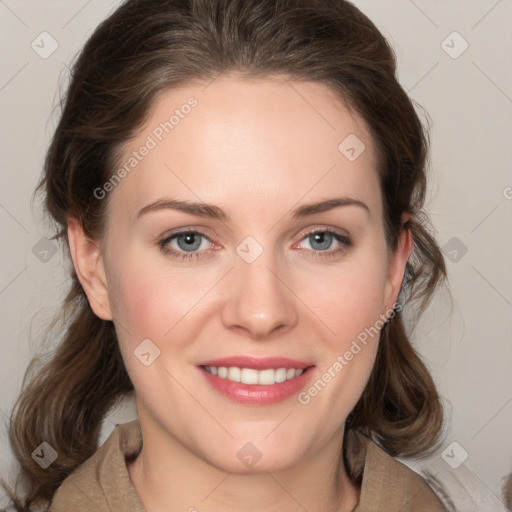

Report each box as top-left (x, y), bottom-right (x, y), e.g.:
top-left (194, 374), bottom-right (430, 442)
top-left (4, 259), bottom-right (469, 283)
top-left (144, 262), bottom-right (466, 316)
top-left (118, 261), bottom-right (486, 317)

top-left (197, 356), bottom-right (313, 370)
top-left (197, 356), bottom-right (315, 405)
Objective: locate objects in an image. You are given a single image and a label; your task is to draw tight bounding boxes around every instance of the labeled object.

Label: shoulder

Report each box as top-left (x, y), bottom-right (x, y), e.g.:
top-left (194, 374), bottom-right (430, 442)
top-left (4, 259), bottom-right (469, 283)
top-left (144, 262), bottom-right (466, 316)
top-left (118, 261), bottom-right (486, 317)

top-left (49, 420), bottom-right (144, 512)
top-left (350, 432), bottom-right (446, 512)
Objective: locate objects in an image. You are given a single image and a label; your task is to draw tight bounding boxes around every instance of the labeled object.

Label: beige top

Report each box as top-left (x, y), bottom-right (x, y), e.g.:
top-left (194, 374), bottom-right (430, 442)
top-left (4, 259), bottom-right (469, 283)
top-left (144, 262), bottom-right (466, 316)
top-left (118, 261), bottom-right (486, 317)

top-left (49, 419), bottom-right (446, 511)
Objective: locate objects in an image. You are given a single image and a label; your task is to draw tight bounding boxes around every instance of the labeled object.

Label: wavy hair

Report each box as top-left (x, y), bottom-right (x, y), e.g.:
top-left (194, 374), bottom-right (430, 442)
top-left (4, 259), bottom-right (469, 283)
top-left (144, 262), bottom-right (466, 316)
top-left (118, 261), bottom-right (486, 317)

top-left (2, 0), bottom-right (447, 509)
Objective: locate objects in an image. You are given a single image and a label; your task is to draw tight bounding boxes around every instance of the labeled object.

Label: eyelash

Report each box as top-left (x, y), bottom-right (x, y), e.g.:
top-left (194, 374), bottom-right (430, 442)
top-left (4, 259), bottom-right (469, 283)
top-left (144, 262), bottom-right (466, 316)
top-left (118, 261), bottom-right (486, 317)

top-left (158, 228), bottom-right (352, 261)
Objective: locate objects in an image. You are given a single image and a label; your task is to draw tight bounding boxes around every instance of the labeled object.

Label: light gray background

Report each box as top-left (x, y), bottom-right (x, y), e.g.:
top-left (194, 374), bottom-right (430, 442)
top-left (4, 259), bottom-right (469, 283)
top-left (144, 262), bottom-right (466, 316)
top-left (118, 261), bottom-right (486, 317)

top-left (0, 1), bottom-right (511, 510)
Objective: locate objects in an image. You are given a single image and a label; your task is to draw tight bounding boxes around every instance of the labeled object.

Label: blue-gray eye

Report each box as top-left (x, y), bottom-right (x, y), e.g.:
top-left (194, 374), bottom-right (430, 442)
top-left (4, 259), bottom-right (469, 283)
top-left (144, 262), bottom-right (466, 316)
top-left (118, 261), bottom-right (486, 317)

top-left (174, 232), bottom-right (203, 252)
top-left (309, 232), bottom-right (334, 251)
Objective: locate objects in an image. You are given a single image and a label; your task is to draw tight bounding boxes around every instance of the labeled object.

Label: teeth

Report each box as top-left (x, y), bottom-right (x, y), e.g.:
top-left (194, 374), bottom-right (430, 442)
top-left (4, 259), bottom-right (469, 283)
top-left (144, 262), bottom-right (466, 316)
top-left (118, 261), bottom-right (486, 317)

top-left (275, 367), bottom-right (287, 383)
top-left (204, 366), bottom-right (305, 385)
top-left (228, 367), bottom-right (241, 382)
top-left (241, 368), bottom-right (259, 385)
top-left (258, 369), bottom-right (274, 385)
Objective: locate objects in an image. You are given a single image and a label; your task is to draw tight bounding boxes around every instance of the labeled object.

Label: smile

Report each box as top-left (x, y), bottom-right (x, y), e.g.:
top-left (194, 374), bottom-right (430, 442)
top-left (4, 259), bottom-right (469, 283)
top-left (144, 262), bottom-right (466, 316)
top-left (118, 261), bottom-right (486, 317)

top-left (198, 358), bottom-right (315, 404)
top-left (202, 366), bottom-right (304, 385)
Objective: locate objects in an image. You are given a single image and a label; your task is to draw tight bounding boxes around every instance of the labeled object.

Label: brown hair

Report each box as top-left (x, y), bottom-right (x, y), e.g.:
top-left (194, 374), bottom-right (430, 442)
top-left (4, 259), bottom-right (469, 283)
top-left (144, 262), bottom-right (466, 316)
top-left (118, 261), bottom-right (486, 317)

top-left (2, 0), bottom-right (447, 509)
top-left (504, 473), bottom-right (512, 511)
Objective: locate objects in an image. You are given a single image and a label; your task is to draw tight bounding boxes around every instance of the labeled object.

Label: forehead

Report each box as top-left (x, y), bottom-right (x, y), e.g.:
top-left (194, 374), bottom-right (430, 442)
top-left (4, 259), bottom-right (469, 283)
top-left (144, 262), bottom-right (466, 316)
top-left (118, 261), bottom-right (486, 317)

top-left (107, 74), bottom-right (381, 223)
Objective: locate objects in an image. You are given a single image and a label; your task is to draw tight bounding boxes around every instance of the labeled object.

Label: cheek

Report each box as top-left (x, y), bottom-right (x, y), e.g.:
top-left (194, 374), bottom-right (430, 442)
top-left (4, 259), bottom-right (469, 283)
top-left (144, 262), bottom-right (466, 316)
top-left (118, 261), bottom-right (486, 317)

top-left (110, 264), bottom-right (202, 344)
top-left (107, 259), bottom-right (208, 397)
top-left (296, 248), bottom-right (388, 344)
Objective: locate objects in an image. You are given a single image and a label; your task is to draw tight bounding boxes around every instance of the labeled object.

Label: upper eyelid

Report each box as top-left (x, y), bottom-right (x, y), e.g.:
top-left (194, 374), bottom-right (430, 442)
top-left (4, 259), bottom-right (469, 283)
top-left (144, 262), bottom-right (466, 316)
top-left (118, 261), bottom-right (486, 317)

top-left (161, 228), bottom-right (215, 245)
top-left (297, 226), bottom-right (350, 238)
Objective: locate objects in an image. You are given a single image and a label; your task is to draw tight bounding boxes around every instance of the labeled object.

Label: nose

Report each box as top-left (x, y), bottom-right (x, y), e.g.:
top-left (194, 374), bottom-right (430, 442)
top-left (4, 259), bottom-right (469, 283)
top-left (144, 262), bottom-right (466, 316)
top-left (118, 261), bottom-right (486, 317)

top-left (220, 252), bottom-right (298, 340)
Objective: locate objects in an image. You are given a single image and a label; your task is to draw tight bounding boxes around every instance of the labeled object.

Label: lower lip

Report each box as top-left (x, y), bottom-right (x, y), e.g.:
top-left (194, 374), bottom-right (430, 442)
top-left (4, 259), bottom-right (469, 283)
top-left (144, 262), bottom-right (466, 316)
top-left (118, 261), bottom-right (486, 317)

top-left (198, 366), bottom-right (315, 405)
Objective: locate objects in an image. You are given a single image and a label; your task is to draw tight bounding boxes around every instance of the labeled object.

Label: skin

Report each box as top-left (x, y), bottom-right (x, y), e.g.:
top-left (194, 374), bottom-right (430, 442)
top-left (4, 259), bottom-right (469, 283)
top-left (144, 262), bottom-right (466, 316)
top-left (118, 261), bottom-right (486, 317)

top-left (68, 73), bottom-right (412, 512)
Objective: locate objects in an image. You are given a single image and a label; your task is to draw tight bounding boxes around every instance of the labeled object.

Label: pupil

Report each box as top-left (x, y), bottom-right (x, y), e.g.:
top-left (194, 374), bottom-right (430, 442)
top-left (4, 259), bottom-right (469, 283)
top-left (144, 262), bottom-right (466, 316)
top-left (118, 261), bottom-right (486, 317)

top-left (178, 233), bottom-right (201, 251)
top-left (311, 232), bottom-right (331, 250)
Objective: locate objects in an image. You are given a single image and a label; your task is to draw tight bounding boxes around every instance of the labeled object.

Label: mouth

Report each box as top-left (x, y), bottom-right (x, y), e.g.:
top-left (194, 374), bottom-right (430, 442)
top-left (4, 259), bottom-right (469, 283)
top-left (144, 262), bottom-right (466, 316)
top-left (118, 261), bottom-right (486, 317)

top-left (196, 356), bottom-right (316, 405)
top-left (201, 365), bottom-right (309, 385)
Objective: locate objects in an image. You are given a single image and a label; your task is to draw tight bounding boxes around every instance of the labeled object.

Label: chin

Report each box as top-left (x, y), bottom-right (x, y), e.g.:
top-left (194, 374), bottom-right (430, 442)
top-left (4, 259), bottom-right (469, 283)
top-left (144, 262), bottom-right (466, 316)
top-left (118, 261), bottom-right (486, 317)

top-left (211, 453), bottom-right (300, 475)
top-left (197, 437), bottom-right (307, 475)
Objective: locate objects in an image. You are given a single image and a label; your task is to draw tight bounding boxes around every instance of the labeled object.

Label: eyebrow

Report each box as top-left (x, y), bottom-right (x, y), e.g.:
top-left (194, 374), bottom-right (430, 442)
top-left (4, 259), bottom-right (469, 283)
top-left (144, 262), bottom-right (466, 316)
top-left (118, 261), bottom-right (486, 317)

top-left (136, 196), bottom-right (370, 221)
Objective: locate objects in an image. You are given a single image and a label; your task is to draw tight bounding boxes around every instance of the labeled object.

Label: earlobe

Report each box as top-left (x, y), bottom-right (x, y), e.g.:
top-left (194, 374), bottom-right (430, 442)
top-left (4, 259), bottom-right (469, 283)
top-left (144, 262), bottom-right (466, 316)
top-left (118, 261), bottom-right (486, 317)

top-left (67, 216), bottom-right (112, 321)
top-left (383, 212), bottom-right (413, 313)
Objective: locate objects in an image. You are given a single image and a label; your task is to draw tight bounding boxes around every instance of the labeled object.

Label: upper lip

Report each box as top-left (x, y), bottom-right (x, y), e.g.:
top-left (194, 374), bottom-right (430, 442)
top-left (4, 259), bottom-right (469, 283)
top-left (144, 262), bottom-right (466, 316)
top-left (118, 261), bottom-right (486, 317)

top-left (197, 356), bottom-right (314, 370)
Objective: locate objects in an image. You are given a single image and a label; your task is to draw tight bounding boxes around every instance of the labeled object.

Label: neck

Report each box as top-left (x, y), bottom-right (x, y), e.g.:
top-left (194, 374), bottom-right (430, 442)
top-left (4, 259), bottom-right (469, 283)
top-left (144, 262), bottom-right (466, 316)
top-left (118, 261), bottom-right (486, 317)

top-left (127, 417), bottom-right (360, 512)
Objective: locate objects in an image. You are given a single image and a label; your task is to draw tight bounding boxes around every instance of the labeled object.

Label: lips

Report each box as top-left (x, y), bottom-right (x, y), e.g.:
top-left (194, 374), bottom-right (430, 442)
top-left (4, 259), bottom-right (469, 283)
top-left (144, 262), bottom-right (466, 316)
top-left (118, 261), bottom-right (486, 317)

top-left (197, 356), bottom-right (313, 370)
top-left (196, 356), bottom-right (316, 405)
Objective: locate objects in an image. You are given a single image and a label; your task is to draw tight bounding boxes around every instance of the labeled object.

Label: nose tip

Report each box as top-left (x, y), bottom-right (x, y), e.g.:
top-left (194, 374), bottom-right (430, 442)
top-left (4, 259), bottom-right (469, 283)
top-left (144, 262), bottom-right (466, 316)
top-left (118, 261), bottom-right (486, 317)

top-left (242, 311), bottom-right (288, 340)
top-left (220, 258), bottom-right (298, 340)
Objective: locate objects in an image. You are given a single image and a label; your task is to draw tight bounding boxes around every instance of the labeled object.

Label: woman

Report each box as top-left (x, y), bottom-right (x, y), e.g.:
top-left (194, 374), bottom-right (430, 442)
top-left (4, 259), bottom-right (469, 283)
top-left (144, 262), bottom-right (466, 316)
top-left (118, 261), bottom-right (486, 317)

top-left (2, 0), bottom-right (449, 510)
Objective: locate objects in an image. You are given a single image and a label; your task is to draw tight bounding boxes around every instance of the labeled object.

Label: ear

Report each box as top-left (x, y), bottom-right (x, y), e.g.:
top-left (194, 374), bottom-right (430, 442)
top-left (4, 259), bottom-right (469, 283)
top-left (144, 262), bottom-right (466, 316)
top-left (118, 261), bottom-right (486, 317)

top-left (67, 216), bottom-right (112, 321)
top-left (383, 211), bottom-right (413, 314)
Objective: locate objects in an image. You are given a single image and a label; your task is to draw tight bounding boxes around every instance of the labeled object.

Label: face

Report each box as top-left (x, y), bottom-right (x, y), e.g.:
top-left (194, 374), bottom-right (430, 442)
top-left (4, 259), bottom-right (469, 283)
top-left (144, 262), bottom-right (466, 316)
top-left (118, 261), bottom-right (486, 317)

top-left (71, 73), bottom-right (411, 473)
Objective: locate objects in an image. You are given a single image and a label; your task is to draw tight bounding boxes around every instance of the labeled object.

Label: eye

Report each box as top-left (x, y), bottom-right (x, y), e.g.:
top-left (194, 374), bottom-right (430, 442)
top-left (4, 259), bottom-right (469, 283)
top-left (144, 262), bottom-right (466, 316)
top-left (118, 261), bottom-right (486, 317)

top-left (158, 227), bottom-right (352, 262)
top-left (159, 230), bottom-right (214, 261)
top-left (295, 229), bottom-right (351, 258)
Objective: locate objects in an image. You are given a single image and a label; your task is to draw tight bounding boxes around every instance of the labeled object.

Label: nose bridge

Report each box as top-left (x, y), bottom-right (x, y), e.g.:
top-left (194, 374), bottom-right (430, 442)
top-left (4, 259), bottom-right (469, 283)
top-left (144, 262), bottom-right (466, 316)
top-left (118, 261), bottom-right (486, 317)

top-left (221, 239), bottom-right (298, 338)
